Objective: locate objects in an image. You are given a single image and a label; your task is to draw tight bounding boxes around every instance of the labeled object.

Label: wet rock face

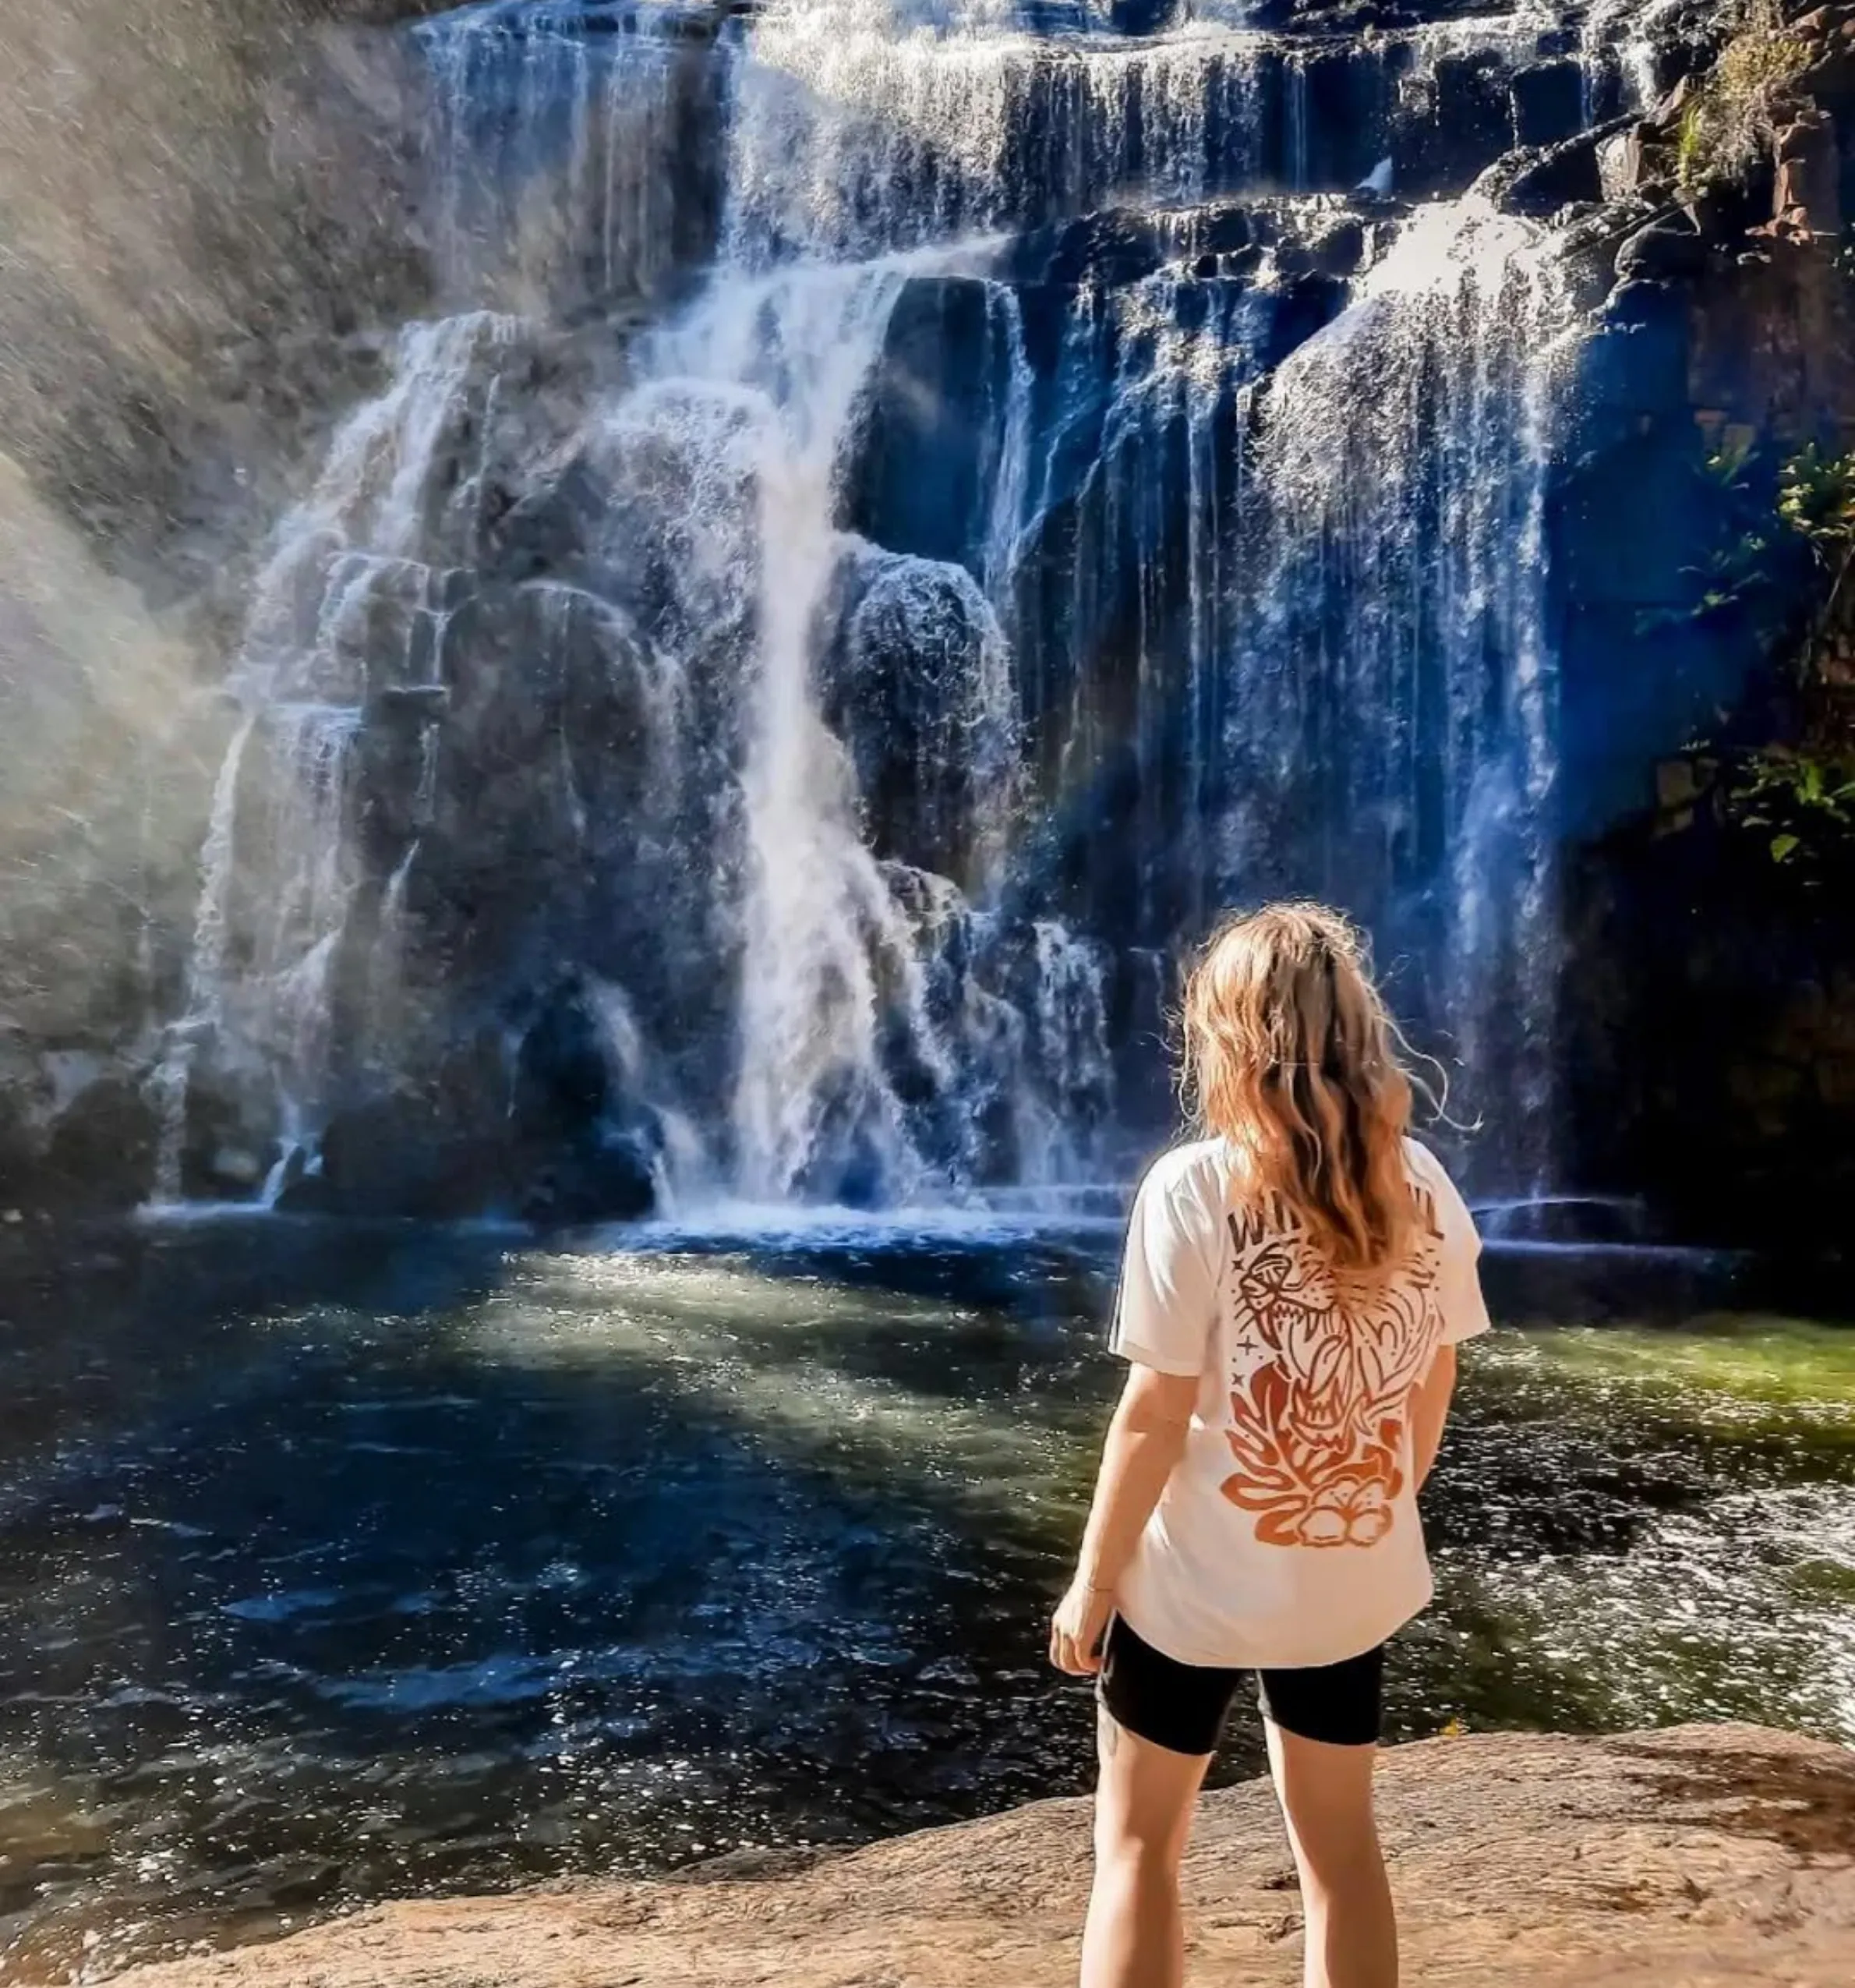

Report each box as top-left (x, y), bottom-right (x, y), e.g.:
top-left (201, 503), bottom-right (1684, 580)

top-left (1538, 0), bottom-right (1855, 1247)
top-left (1772, 105), bottom-right (1842, 235)
top-left (0, 1049), bottom-right (161, 1214)
top-left (1564, 815), bottom-right (1855, 1253)
top-left (1511, 57), bottom-right (1586, 149)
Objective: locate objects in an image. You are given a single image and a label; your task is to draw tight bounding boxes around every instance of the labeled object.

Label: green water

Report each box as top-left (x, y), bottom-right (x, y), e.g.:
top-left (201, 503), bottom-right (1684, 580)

top-left (1417, 1314), bottom-right (1855, 1739)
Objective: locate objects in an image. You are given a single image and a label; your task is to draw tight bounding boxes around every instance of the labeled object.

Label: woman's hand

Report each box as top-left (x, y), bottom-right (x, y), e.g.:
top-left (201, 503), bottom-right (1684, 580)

top-left (1048, 1575), bottom-right (1115, 1676)
top-left (1048, 1367), bottom-right (1196, 1678)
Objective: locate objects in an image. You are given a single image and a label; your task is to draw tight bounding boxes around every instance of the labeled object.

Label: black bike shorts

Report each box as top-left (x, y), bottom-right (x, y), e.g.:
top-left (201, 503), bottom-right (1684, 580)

top-left (1098, 1614), bottom-right (1383, 1756)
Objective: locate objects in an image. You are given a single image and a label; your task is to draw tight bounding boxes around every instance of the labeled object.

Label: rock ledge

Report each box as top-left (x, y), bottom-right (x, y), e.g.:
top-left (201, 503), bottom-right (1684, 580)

top-left (111, 1723), bottom-right (1855, 1987)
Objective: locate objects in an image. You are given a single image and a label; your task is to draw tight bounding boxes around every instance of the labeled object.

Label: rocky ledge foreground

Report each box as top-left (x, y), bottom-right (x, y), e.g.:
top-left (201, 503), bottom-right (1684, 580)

top-left (113, 1724), bottom-right (1853, 1988)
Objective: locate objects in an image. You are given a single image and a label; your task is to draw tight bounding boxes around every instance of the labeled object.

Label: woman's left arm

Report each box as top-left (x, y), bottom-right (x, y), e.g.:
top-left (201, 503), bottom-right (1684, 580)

top-left (1048, 1363), bottom-right (1199, 1676)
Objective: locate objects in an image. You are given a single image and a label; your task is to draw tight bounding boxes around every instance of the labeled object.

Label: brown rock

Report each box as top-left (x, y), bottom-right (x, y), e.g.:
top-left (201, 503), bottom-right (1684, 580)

top-left (1645, 70), bottom-right (1701, 140)
top-left (1773, 109), bottom-right (1843, 236)
top-left (1598, 123), bottom-right (1655, 203)
top-left (1797, 9), bottom-right (1855, 106)
top-left (102, 1724), bottom-right (1855, 1988)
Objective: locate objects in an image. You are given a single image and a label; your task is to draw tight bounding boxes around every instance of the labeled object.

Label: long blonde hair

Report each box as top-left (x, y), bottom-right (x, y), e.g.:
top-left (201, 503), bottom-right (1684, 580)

top-left (1180, 902), bottom-right (1419, 1272)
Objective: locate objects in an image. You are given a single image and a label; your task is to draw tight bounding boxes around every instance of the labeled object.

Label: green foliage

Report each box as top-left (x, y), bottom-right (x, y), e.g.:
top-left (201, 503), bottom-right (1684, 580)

top-left (1639, 440), bottom-right (1855, 642)
top-left (1676, 97), bottom-right (1710, 195)
top-left (1777, 443), bottom-right (1855, 557)
top-left (1676, 0), bottom-right (1812, 196)
top-left (1731, 745), bottom-right (1855, 867)
top-left (1658, 442), bottom-right (1855, 873)
top-left (1634, 439), bottom-right (1776, 635)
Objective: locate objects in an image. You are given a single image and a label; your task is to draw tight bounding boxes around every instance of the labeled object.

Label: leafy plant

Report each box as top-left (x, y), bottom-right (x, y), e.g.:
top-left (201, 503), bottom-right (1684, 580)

top-left (1634, 439), bottom-right (1776, 634)
top-left (1777, 443), bottom-right (1855, 557)
top-left (1662, 443), bottom-right (1855, 871)
top-left (1732, 746), bottom-right (1855, 866)
top-left (1677, 0), bottom-right (1812, 196)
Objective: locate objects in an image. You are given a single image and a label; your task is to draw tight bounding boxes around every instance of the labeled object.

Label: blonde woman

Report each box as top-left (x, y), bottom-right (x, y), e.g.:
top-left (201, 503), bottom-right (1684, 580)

top-left (1049, 903), bottom-right (1490, 1988)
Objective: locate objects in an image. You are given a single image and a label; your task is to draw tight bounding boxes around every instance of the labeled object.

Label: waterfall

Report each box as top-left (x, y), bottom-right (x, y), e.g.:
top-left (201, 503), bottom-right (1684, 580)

top-left (1026, 918), bottom-right (1115, 1182)
top-left (416, 2), bottom-right (698, 308)
top-left (1227, 197), bottom-right (1578, 1183)
top-left (979, 283), bottom-right (1034, 606)
top-left (595, 246), bottom-right (1060, 1201)
top-left (1580, 0), bottom-right (1689, 113)
top-left (154, 313), bottom-right (518, 1202)
top-left (642, 259), bottom-right (933, 1198)
top-left (150, 713), bottom-right (257, 1202)
top-left (154, 0), bottom-right (1602, 1215)
top-left (723, 0), bottom-right (1284, 262)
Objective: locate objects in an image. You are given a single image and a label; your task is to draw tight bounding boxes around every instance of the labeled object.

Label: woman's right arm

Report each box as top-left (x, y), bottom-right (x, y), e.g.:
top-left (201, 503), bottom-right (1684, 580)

top-left (1048, 1155), bottom-right (1220, 1676)
top-left (1049, 1362), bottom-right (1198, 1676)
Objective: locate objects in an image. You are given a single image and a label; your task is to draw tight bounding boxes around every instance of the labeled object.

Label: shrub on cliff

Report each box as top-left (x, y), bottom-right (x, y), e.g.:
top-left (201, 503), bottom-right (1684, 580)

top-left (1677, 0), bottom-right (1814, 193)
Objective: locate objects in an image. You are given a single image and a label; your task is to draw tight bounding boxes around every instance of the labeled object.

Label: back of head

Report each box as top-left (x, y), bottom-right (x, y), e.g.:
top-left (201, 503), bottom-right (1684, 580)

top-left (1180, 902), bottom-right (1418, 1273)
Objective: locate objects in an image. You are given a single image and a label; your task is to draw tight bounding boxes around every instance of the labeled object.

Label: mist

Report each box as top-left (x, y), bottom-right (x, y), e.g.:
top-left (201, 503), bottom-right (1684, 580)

top-left (0, 0), bottom-right (438, 1185)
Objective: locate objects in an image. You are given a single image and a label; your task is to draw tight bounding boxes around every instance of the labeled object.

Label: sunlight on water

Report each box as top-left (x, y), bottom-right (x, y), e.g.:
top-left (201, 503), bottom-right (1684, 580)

top-left (472, 1251), bottom-right (1089, 1512)
top-left (1, 1224), bottom-right (1850, 1981)
top-left (1443, 1484), bottom-right (1855, 1738)
top-left (1518, 1318), bottom-right (1855, 1432)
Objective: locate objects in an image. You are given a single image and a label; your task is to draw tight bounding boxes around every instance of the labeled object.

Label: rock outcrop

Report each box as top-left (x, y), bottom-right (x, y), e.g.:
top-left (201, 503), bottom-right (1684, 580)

top-left (1541, 0), bottom-right (1855, 1251)
top-left (106, 1724), bottom-right (1855, 1987)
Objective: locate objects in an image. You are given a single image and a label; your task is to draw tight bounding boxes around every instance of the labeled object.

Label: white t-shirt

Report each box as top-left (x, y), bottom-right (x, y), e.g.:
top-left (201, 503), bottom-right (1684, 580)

top-left (1111, 1135), bottom-right (1491, 1671)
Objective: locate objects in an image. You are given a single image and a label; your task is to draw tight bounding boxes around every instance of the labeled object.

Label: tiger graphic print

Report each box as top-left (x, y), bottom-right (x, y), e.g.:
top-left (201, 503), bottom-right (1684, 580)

top-left (1218, 1190), bottom-right (1447, 1549)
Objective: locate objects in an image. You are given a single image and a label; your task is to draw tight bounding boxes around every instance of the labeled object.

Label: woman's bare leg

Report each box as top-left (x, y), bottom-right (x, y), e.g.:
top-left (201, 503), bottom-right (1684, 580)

top-left (1263, 1721), bottom-right (1397, 1988)
top-left (1079, 1706), bottom-right (1211, 1988)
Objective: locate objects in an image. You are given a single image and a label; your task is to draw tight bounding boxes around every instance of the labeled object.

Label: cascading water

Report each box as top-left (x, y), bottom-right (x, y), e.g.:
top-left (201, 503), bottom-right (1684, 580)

top-left (150, 714), bottom-right (256, 1203)
top-left (153, 313), bottom-right (519, 1200)
top-left (1226, 199), bottom-right (1578, 1184)
top-left (647, 257), bottom-right (938, 1199)
top-left (1581, 0), bottom-right (1691, 111)
top-left (157, 0), bottom-right (1670, 1216)
top-left (418, 1), bottom-right (713, 307)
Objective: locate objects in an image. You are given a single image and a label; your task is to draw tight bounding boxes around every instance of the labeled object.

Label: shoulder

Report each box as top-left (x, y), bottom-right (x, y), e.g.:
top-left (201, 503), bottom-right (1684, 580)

top-left (1401, 1134), bottom-right (1458, 1199)
top-left (1402, 1137), bottom-right (1481, 1255)
top-left (1129, 1138), bottom-right (1231, 1249)
top-left (1137, 1137), bottom-right (1231, 1215)
top-left (1401, 1134), bottom-right (1447, 1192)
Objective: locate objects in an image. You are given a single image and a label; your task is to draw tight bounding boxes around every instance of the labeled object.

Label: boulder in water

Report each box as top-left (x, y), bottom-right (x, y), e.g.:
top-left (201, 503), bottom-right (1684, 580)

top-left (285, 1035), bottom-right (514, 1219)
top-left (519, 1126), bottom-right (657, 1225)
top-left (509, 976), bottom-right (665, 1222)
top-left (829, 545), bottom-right (1014, 884)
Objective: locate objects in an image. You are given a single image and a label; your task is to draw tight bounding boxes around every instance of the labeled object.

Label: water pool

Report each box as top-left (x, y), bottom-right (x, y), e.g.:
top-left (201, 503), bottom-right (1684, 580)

top-left (0, 1216), bottom-right (1848, 1980)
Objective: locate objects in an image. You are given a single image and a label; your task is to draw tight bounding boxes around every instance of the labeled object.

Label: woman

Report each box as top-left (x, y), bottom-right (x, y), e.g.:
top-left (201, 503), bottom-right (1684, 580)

top-left (1049, 902), bottom-right (1490, 1988)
